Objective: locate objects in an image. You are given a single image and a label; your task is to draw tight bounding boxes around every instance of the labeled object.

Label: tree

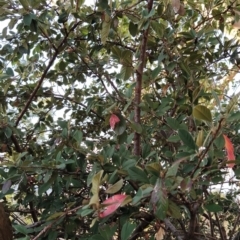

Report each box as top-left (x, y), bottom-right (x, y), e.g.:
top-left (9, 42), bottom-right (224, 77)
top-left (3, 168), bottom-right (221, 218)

top-left (0, 0), bottom-right (240, 239)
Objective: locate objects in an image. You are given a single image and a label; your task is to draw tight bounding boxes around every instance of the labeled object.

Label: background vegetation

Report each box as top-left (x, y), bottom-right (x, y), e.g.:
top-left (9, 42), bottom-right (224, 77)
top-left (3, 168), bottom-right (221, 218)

top-left (0, 0), bottom-right (240, 239)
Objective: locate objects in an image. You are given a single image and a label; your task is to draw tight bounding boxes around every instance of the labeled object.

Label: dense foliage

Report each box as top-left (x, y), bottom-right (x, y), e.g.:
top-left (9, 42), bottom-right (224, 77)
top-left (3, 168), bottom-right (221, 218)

top-left (1, 0), bottom-right (240, 239)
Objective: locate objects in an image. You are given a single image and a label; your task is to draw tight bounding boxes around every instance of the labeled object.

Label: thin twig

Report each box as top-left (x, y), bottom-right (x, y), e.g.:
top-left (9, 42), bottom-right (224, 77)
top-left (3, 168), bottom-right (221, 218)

top-left (228, 213), bottom-right (240, 240)
top-left (129, 212), bottom-right (154, 240)
top-left (53, 94), bottom-right (105, 120)
top-left (29, 201), bottom-right (38, 223)
top-left (31, 205), bottom-right (82, 240)
top-left (39, 26), bottom-right (57, 51)
top-left (164, 218), bottom-right (184, 240)
top-left (15, 21), bottom-right (82, 127)
top-left (190, 118), bottom-right (224, 178)
top-left (133, 0), bottom-right (153, 156)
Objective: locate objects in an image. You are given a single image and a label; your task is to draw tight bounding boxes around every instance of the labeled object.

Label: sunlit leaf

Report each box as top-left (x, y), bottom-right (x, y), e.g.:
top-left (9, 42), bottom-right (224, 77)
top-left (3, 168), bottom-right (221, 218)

top-left (193, 105), bottom-right (212, 122)
top-left (223, 134), bottom-right (235, 168)
top-left (105, 179), bottom-right (124, 194)
top-left (91, 170), bottom-right (104, 195)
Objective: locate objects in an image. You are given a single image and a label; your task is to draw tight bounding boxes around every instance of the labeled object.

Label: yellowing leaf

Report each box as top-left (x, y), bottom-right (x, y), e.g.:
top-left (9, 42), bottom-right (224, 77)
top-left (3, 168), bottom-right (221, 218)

top-left (223, 134), bottom-right (235, 168)
top-left (89, 194), bottom-right (99, 207)
top-left (105, 179), bottom-right (124, 194)
top-left (196, 129), bottom-right (204, 147)
top-left (91, 170), bottom-right (104, 195)
top-left (47, 212), bottom-right (64, 221)
top-left (193, 105), bottom-right (212, 122)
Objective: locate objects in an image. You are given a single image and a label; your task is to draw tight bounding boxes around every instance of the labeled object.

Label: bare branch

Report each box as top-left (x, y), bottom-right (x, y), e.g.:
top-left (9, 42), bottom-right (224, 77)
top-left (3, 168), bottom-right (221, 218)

top-left (133, 0), bottom-right (154, 156)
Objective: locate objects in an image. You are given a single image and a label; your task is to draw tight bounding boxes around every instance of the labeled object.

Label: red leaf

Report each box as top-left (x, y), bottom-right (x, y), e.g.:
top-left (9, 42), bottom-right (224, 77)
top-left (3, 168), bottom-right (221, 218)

top-left (223, 134), bottom-right (235, 168)
top-left (109, 114), bottom-right (120, 129)
top-left (99, 194), bottom-right (127, 218)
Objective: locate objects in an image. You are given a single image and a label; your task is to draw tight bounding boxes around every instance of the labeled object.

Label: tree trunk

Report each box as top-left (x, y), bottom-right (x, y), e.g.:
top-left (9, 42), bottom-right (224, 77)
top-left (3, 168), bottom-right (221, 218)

top-left (0, 203), bottom-right (12, 240)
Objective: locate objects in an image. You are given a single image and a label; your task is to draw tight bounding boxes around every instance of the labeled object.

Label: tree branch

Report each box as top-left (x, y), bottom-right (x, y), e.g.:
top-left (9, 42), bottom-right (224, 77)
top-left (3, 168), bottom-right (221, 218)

top-left (15, 21), bottom-right (82, 127)
top-left (129, 212), bottom-right (154, 240)
top-left (29, 201), bottom-right (38, 223)
top-left (133, 0), bottom-right (153, 156)
top-left (164, 218), bottom-right (184, 240)
top-left (53, 94), bottom-right (105, 120)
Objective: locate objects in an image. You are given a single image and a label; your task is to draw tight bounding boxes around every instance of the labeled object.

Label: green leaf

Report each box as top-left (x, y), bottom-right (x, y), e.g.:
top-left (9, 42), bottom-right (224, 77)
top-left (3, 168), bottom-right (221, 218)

top-left (111, 46), bottom-right (122, 59)
top-left (77, 208), bottom-right (94, 217)
top-left (146, 162), bottom-right (160, 176)
top-left (114, 114), bottom-right (126, 136)
top-left (228, 112), bottom-right (240, 122)
top-left (193, 105), bottom-right (212, 122)
top-left (166, 117), bottom-right (180, 130)
top-left (99, 224), bottom-right (117, 240)
top-left (43, 170), bottom-right (52, 183)
top-left (119, 66), bottom-right (132, 80)
top-left (89, 234), bottom-right (105, 240)
top-left (101, 13), bottom-right (111, 45)
top-left (91, 170), bottom-right (104, 195)
top-left (152, 179), bottom-right (168, 220)
top-left (166, 161), bottom-right (180, 178)
top-left (6, 67), bottom-right (14, 76)
top-left (58, 11), bottom-right (68, 23)
top-left (13, 225), bottom-right (29, 235)
top-left (47, 231), bottom-right (58, 240)
top-left (132, 186), bottom-right (153, 205)
top-left (151, 21), bottom-right (164, 37)
top-left (23, 14), bottom-right (32, 26)
top-left (19, 0), bottom-right (30, 10)
top-left (128, 166), bottom-right (149, 183)
top-left (204, 203), bottom-right (223, 213)
top-left (130, 122), bottom-right (142, 134)
top-left (38, 181), bottom-right (52, 195)
top-left (30, 19), bottom-right (38, 32)
top-left (167, 134), bottom-right (181, 143)
top-left (4, 127), bottom-right (12, 138)
top-left (178, 129), bottom-right (197, 150)
top-left (142, 143), bottom-right (151, 158)
top-left (47, 212), bottom-right (64, 220)
top-left (121, 221), bottom-right (137, 240)
top-left (225, 92), bottom-right (240, 115)
top-left (73, 130), bottom-right (83, 143)
top-left (168, 200), bottom-right (181, 219)
top-left (129, 21), bottom-right (138, 37)
top-left (122, 159), bottom-right (136, 170)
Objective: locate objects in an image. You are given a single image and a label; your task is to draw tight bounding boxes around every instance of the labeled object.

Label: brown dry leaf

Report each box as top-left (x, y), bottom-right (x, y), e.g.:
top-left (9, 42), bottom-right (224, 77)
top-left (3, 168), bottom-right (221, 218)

top-left (171, 0), bottom-right (180, 13)
top-left (233, 10), bottom-right (240, 29)
top-left (178, 3), bottom-right (185, 16)
top-left (155, 224), bottom-right (165, 240)
top-left (162, 84), bottom-right (169, 96)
